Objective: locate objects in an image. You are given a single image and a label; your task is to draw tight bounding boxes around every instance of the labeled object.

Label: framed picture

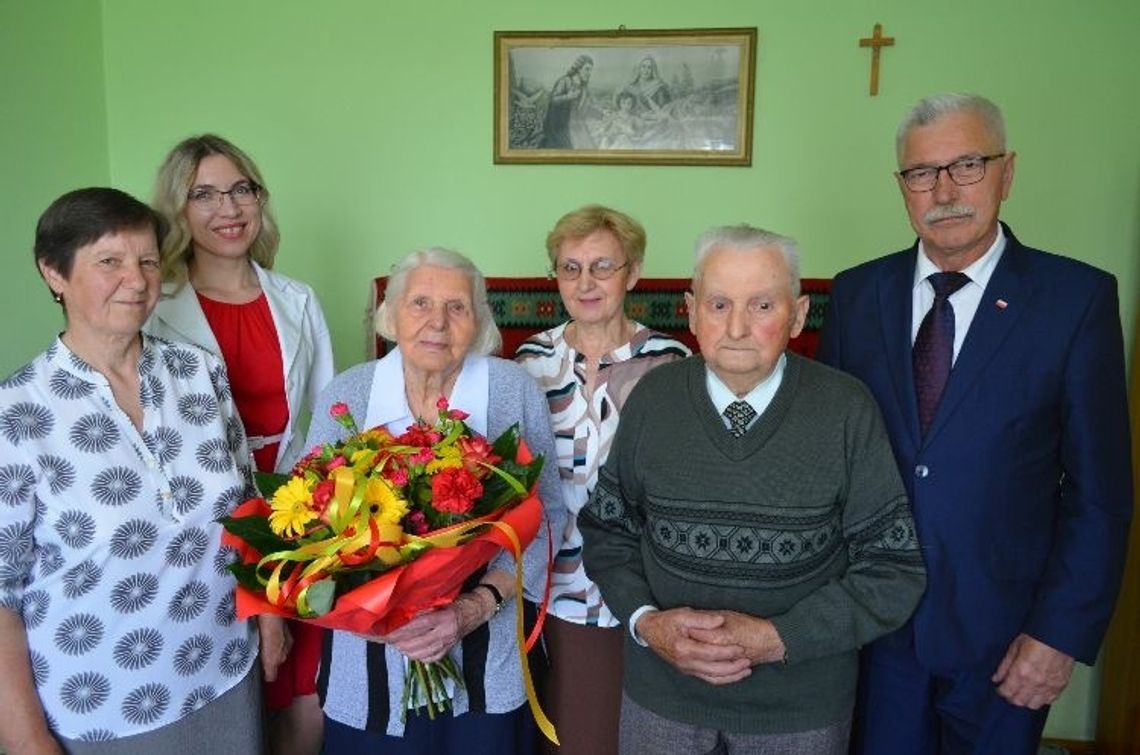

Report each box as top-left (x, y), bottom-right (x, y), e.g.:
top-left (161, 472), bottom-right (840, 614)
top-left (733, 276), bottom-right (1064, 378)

top-left (494, 27), bottom-right (757, 166)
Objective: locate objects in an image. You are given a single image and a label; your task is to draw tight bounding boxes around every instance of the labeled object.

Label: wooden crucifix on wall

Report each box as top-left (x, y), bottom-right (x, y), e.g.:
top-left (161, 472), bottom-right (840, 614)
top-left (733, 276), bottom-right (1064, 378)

top-left (859, 23), bottom-right (895, 96)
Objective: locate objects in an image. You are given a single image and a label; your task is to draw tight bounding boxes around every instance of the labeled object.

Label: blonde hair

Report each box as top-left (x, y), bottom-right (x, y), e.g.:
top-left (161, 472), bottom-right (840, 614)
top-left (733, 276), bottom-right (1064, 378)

top-left (152, 134), bottom-right (280, 285)
top-left (544, 204), bottom-right (647, 267)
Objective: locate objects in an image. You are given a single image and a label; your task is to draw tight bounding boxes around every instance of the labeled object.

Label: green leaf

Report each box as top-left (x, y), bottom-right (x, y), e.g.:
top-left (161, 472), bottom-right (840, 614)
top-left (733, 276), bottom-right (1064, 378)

top-left (304, 579), bottom-right (336, 617)
top-left (490, 423), bottom-right (521, 460)
top-left (254, 471), bottom-right (291, 498)
top-left (219, 514), bottom-right (290, 556)
top-left (227, 562), bottom-right (265, 592)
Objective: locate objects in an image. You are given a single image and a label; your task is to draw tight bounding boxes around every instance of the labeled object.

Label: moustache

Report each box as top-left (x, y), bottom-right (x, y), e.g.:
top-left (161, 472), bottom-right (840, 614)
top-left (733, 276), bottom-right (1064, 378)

top-left (924, 204), bottom-right (975, 224)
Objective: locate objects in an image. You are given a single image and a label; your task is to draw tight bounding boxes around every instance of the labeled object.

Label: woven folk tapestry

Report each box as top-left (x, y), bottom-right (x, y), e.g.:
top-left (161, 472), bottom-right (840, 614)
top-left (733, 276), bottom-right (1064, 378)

top-left (370, 276), bottom-right (831, 359)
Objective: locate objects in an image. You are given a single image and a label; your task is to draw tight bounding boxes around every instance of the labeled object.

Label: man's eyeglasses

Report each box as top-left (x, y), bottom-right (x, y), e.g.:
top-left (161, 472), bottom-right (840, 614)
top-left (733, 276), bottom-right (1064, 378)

top-left (552, 258), bottom-right (630, 281)
top-left (897, 154), bottom-right (1005, 192)
top-left (187, 181), bottom-right (263, 210)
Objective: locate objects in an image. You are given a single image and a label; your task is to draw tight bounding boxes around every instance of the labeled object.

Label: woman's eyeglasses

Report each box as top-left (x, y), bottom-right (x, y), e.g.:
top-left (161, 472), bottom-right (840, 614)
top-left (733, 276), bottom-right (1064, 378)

top-left (187, 181), bottom-right (263, 210)
top-left (551, 258), bottom-right (630, 281)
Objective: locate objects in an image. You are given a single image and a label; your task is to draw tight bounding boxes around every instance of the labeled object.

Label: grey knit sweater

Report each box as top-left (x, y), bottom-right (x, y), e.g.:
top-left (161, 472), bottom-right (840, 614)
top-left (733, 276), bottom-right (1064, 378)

top-left (580, 353), bottom-right (925, 735)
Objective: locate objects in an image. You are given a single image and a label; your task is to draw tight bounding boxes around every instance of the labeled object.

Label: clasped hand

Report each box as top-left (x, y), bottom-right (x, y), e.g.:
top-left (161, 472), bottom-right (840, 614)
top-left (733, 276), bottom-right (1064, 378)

top-left (356, 591), bottom-right (492, 663)
top-left (637, 607), bottom-right (786, 686)
top-left (377, 606), bottom-right (464, 663)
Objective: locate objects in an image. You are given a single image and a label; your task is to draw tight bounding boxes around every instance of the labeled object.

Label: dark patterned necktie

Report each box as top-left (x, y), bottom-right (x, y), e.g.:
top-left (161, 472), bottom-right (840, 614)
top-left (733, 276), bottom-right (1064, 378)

top-left (913, 271), bottom-right (970, 436)
top-left (724, 400), bottom-right (757, 438)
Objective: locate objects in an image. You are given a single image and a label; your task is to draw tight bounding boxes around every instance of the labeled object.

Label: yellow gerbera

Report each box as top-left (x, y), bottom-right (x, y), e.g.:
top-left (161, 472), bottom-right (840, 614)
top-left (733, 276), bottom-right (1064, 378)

top-left (363, 477), bottom-right (410, 525)
top-left (425, 445), bottom-right (463, 474)
top-left (350, 448), bottom-right (378, 473)
top-left (269, 477), bottom-right (317, 537)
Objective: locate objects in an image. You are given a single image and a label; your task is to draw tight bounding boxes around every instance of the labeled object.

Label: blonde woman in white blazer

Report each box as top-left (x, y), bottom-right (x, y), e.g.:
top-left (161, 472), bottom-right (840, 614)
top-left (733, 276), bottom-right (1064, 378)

top-left (146, 135), bottom-right (334, 755)
top-left (147, 260), bottom-right (334, 472)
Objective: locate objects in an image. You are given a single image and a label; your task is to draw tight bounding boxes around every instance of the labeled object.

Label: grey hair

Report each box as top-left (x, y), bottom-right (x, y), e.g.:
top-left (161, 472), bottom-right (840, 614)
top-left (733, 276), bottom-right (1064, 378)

top-left (692, 224), bottom-right (801, 297)
top-left (895, 93), bottom-right (1006, 165)
top-left (374, 247), bottom-right (502, 356)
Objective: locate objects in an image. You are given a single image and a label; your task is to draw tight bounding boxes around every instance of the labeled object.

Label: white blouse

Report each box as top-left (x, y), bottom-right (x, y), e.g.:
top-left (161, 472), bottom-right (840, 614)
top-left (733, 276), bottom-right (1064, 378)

top-left (0, 336), bottom-right (257, 740)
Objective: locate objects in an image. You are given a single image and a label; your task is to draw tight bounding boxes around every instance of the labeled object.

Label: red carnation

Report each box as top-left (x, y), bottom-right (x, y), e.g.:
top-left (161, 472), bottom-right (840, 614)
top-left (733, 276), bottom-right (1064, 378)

top-left (398, 424), bottom-right (443, 447)
top-left (431, 467), bottom-right (482, 515)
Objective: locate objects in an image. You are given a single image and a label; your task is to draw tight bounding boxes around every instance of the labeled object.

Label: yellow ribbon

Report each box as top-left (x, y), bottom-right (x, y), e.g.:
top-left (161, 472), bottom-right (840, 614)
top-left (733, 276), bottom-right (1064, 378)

top-left (484, 519), bottom-right (559, 746)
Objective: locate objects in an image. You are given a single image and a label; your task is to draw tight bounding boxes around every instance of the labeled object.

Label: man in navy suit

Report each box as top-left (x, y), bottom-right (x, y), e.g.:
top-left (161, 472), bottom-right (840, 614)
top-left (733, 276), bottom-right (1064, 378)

top-left (818, 93), bottom-right (1133, 754)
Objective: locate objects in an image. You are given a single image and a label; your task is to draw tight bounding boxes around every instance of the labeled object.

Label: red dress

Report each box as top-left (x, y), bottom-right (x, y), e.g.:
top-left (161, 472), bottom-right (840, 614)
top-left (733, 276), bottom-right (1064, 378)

top-left (198, 292), bottom-right (323, 709)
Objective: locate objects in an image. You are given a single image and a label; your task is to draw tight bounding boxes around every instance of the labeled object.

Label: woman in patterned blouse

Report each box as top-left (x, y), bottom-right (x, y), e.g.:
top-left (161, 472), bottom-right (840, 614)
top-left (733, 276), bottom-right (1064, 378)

top-left (515, 205), bottom-right (690, 755)
top-left (0, 188), bottom-right (285, 753)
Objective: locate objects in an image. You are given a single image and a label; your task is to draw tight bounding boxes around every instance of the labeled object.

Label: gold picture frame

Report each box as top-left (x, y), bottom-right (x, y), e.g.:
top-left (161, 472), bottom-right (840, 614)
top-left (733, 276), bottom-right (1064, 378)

top-left (494, 27), bottom-right (757, 166)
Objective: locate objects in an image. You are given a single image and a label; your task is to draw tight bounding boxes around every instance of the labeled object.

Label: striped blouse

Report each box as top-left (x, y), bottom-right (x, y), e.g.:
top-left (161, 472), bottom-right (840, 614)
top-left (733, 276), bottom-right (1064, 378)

top-left (515, 322), bottom-right (689, 626)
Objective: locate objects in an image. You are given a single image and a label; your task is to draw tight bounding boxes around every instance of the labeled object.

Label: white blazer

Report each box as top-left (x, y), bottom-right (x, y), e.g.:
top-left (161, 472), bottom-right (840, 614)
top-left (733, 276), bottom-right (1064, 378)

top-left (144, 262), bottom-right (335, 472)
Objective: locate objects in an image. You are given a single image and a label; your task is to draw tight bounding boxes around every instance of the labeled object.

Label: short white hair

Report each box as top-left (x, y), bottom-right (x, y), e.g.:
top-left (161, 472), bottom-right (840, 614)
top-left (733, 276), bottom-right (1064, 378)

top-left (896, 93), bottom-right (1006, 165)
top-left (692, 224), bottom-right (801, 297)
top-left (375, 247), bottom-right (502, 356)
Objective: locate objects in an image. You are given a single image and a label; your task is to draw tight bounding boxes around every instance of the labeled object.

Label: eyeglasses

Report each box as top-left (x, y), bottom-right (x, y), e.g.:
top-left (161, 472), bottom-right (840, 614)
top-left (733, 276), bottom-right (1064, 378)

top-left (551, 258), bottom-right (630, 281)
top-left (187, 181), bottom-right (263, 210)
top-left (897, 154), bottom-right (1005, 192)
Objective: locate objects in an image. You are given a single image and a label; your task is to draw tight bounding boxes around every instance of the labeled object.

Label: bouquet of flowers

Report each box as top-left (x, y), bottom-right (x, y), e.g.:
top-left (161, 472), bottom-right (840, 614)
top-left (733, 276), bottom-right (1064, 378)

top-left (221, 398), bottom-right (548, 725)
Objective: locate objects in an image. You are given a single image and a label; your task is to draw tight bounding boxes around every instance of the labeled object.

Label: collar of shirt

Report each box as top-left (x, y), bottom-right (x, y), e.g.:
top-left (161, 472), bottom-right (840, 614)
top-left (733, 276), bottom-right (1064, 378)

top-left (365, 347), bottom-right (490, 436)
top-left (912, 226), bottom-right (1007, 359)
top-left (704, 353), bottom-right (786, 430)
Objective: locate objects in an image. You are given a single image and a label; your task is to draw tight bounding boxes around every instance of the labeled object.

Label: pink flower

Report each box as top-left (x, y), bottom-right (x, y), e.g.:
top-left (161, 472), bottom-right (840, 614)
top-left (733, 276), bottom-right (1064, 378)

top-left (435, 396), bottom-right (469, 420)
top-left (386, 467), bottom-right (409, 487)
top-left (405, 510), bottom-right (430, 535)
top-left (410, 447), bottom-right (435, 466)
top-left (431, 467), bottom-right (482, 515)
top-left (311, 479), bottom-right (336, 516)
top-left (326, 456), bottom-right (348, 471)
top-left (330, 402), bottom-right (350, 418)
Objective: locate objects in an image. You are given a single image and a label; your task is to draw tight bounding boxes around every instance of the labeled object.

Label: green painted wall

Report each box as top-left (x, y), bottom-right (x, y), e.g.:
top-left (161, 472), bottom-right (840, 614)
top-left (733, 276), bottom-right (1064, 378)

top-left (1, 0), bottom-right (109, 372)
top-left (3, 0), bottom-right (1139, 740)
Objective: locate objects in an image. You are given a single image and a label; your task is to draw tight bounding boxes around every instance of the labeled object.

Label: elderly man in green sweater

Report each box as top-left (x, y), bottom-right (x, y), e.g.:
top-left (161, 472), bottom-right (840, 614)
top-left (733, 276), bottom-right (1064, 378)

top-left (580, 224), bottom-right (926, 755)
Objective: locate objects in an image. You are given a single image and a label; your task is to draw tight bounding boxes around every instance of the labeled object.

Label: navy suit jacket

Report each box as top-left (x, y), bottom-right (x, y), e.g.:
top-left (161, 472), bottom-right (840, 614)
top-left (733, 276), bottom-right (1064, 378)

top-left (818, 224), bottom-right (1132, 673)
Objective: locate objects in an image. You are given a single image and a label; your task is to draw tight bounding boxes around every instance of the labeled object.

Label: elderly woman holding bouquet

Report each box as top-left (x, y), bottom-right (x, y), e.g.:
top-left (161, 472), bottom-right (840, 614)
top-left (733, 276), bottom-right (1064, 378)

top-left (305, 248), bottom-right (564, 755)
top-left (0, 188), bottom-right (281, 754)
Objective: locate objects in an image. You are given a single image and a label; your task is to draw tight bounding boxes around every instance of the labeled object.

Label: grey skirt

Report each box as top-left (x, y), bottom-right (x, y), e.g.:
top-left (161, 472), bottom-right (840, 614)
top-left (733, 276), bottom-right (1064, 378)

top-left (58, 666), bottom-right (265, 755)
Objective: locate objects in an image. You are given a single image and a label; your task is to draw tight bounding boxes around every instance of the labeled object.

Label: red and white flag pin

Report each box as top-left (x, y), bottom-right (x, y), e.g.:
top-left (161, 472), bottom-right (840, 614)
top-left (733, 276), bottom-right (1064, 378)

top-left (995, 299), bottom-right (1008, 309)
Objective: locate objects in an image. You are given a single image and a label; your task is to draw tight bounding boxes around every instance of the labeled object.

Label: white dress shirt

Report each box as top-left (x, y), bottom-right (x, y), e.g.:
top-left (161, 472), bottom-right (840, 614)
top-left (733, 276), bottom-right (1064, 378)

top-left (912, 228), bottom-right (1006, 363)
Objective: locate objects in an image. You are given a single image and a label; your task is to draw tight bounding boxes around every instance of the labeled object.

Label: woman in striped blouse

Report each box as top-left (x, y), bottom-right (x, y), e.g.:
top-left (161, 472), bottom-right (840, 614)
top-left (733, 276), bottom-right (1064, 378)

top-left (515, 205), bottom-right (690, 755)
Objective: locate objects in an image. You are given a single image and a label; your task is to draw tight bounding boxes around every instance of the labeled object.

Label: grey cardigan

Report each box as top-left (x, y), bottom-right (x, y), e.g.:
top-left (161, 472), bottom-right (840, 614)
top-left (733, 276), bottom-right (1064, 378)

top-left (309, 352), bottom-right (565, 736)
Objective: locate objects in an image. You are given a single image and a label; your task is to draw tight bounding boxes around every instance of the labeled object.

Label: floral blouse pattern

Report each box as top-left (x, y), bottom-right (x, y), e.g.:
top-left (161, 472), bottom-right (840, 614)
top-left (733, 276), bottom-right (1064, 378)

top-left (0, 336), bottom-right (257, 740)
